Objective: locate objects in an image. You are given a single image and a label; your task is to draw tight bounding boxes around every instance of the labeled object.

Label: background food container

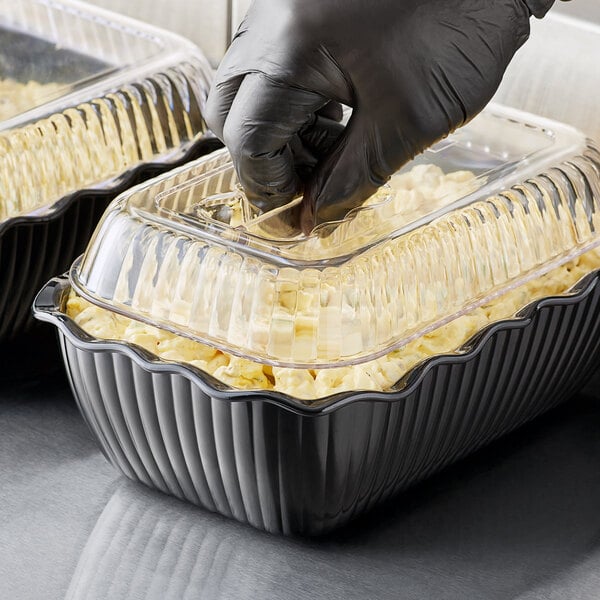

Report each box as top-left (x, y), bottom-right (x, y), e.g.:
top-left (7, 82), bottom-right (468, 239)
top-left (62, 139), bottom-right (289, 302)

top-left (34, 104), bottom-right (600, 534)
top-left (0, 0), bottom-right (219, 362)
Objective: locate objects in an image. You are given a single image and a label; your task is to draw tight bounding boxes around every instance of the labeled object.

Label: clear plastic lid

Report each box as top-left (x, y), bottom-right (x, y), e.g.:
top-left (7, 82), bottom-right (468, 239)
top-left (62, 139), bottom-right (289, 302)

top-left (0, 0), bottom-right (213, 222)
top-left (71, 105), bottom-right (600, 368)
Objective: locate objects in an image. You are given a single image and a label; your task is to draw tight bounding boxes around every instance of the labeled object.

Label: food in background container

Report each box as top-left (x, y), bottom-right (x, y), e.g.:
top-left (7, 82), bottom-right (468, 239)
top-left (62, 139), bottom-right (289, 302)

top-left (0, 79), bottom-right (63, 121)
top-left (0, 0), bottom-right (216, 344)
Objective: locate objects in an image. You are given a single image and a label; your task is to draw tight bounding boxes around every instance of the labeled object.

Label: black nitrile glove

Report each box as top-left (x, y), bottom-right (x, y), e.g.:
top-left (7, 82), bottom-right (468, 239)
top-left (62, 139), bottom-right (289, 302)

top-left (206, 0), bottom-right (558, 230)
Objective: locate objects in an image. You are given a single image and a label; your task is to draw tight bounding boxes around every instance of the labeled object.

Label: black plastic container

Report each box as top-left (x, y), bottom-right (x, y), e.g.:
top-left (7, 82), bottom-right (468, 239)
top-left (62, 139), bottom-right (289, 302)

top-left (0, 0), bottom-right (217, 351)
top-left (34, 270), bottom-right (600, 535)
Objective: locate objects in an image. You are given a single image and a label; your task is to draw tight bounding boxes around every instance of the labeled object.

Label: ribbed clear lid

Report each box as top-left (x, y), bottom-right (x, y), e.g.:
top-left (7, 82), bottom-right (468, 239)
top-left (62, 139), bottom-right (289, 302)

top-left (0, 0), bottom-right (213, 223)
top-left (72, 105), bottom-right (600, 367)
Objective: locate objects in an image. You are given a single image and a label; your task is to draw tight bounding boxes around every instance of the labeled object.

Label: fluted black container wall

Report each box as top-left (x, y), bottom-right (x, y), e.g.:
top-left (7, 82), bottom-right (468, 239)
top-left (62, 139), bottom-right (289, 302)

top-left (34, 271), bottom-right (600, 535)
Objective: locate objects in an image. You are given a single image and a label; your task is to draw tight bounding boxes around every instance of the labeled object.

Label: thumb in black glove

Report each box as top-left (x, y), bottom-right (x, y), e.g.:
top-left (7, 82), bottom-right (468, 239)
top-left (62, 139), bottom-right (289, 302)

top-left (206, 0), bottom-right (556, 231)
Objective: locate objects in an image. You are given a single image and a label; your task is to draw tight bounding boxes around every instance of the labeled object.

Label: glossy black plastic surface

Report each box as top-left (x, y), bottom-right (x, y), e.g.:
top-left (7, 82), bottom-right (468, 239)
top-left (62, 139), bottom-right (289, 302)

top-left (34, 269), bottom-right (600, 535)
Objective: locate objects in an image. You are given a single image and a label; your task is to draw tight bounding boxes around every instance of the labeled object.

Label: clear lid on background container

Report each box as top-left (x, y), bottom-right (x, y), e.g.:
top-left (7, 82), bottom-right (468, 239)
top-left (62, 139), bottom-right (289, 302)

top-left (71, 104), bottom-right (600, 368)
top-left (0, 0), bottom-right (213, 222)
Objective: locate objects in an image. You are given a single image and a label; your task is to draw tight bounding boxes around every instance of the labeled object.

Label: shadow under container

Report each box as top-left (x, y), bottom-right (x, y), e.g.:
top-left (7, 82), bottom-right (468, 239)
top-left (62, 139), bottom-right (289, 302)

top-left (35, 105), bottom-right (600, 535)
top-left (0, 0), bottom-right (218, 363)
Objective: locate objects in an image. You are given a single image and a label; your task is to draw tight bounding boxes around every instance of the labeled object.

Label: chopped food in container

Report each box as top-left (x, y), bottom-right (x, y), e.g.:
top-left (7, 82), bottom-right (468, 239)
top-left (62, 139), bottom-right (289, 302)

top-left (70, 105), bottom-right (600, 367)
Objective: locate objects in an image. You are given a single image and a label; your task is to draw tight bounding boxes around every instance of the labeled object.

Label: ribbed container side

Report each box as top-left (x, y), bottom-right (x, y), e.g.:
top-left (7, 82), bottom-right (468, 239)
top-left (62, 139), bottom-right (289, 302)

top-left (56, 275), bottom-right (600, 535)
top-left (0, 193), bottom-right (108, 341)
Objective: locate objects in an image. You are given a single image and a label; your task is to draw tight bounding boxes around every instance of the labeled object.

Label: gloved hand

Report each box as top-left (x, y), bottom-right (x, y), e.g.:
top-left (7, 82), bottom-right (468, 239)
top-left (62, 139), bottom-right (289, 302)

top-left (206, 0), bottom-right (557, 230)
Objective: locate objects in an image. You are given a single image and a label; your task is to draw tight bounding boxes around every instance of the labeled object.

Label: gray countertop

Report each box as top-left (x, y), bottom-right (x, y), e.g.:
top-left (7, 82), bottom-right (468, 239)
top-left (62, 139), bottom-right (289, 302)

top-left (1, 368), bottom-right (599, 599)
